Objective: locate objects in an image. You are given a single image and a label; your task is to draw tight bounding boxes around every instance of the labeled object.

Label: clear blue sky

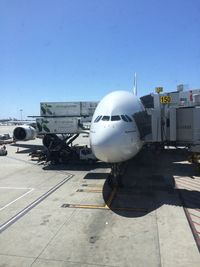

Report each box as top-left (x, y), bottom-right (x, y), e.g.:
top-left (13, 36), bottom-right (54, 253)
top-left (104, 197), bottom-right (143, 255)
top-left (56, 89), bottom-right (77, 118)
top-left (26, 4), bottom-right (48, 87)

top-left (1, 0), bottom-right (200, 119)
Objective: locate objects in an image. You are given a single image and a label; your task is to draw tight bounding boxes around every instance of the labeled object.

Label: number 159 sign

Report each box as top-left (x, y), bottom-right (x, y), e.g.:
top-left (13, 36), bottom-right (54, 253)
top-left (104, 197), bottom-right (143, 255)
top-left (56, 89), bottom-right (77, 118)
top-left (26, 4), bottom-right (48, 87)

top-left (160, 96), bottom-right (171, 104)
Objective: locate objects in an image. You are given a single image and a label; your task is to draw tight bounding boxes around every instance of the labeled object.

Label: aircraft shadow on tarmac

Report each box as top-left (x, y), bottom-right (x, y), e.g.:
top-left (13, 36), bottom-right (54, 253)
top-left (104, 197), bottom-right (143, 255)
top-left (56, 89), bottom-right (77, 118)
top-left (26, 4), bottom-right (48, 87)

top-left (102, 148), bottom-right (200, 218)
top-left (42, 161), bottom-right (109, 172)
top-left (13, 143), bottom-right (199, 218)
top-left (102, 177), bottom-right (200, 218)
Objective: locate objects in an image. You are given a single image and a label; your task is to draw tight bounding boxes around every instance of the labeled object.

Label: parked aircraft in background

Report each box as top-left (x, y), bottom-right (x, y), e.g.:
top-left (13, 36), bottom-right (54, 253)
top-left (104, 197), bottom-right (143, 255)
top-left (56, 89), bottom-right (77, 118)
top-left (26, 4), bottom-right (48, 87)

top-left (0, 119), bottom-right (35, 125)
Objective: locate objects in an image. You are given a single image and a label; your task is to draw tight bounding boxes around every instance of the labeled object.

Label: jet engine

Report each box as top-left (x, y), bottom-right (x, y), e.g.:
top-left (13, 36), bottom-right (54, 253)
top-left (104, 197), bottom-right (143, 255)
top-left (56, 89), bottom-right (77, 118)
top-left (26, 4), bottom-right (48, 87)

top-left (13, 125), bottom-right (37, 141)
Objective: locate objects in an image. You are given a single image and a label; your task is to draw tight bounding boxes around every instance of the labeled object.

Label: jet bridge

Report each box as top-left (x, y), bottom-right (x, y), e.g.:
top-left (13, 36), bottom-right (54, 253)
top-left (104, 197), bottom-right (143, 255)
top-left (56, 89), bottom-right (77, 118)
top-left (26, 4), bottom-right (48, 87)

top-left (141, 89), bottom-right (200, 153)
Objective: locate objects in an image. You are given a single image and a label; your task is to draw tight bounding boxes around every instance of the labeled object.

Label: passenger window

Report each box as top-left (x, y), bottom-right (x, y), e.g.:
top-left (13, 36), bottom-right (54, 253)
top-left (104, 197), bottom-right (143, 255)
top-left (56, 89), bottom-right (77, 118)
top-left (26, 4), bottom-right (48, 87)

top-left (102, 116), bottom-right (110, 121)
top-left (121, 115), bottom-right (128, 122)
top-left (125, 115), bottom-right (132, 122)
top-left (111, 115), bottom-right (121, 121)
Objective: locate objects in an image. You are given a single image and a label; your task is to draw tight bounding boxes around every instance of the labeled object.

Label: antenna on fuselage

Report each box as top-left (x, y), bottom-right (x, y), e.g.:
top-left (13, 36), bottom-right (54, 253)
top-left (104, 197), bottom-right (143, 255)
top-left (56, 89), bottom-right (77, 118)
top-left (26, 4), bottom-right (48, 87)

top-left (133, 72), bottom-right (137, 96)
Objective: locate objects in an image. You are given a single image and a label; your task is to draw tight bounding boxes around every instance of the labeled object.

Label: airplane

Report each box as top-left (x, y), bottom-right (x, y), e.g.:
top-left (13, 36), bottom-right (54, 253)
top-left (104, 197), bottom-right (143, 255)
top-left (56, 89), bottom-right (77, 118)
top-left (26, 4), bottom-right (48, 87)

top-left (12, 75), bottom-right (151, 186)
top-left (89, 90), bottom-right (146, 186)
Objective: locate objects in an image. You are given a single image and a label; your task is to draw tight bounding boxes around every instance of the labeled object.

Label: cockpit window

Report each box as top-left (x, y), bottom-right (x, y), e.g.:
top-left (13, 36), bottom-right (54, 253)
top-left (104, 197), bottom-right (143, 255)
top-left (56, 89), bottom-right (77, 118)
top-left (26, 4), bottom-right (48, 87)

top-left (95, 115), bottom-right (131, 122)
top-left (111, 115), bottom-right (121, 121)
top-left (125, 115), bottom-right (132, 122)
top-left (94, 116), bottom-right (102, 122)
top-left (121, 115), bottom-right (128, 122)
top-left (121, 115), bottom-right (133, 122)
top-left (102, 116), bottom-right (110, 121)
top-left (96, 116), bottom-right (102, 122)
top-left (94, 116), bottom-right (99, 122)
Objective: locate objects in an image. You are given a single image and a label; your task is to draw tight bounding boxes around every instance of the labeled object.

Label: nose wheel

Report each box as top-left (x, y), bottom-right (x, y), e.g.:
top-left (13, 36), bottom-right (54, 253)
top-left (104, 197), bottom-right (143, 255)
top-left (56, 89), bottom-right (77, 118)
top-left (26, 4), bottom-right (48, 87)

top-left (108, 163), bottom-right (124, 188)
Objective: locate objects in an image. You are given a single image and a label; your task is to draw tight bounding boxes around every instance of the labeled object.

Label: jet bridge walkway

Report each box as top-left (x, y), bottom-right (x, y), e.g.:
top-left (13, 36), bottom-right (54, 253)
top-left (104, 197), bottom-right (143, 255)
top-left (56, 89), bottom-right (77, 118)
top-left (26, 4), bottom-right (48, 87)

top-left (141, 89), bottom-right (200, 157)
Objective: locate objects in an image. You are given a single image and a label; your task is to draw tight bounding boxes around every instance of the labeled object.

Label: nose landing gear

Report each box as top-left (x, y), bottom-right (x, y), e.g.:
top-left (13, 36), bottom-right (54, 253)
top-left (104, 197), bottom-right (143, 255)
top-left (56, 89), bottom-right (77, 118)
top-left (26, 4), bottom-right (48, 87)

top-left (108, 163), bottom-right (127, 188)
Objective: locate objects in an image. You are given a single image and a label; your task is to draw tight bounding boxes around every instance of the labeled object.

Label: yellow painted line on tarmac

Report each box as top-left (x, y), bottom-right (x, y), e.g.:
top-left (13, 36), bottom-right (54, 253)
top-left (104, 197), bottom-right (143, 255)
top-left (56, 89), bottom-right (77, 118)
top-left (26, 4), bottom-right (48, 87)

top-left (105, 187), bottom-right (117, 207)
top-left (63, 203), bottom-right (146, 212)
top-left (66, 204), bottom-right (110, 210)
top-left (78, 187), bottom-right (143, 196)
top-left (81, 184), bottom-right (104, 188)
top-left (76, 189), bottom-right (102, 193)
top-left (62, 186), bottom-right (147, 212)
top-left (112, 207), bottom-right (147, 212)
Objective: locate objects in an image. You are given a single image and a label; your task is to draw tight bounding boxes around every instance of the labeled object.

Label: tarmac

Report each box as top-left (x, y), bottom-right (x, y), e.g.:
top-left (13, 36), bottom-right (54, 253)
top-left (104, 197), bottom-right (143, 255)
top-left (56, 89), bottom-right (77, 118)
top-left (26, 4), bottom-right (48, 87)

top-left (0, 125), bottom-right (200, 267)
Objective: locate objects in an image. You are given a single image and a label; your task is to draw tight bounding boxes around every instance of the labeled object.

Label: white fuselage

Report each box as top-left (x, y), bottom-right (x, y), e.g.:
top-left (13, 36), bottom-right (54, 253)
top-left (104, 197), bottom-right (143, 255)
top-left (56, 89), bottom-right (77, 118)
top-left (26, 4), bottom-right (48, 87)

top-left (90, 91), bottom-right (144, 163)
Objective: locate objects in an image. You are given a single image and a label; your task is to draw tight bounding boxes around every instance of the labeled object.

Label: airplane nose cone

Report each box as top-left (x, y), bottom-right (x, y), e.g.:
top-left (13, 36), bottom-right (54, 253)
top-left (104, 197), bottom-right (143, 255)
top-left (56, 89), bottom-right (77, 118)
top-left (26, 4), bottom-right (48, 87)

top-left (90, 130), bottom-right (115, 162)
top-left (90, 128), bottom-right (139, 163)
top-left (90, 130), bottom-right (112, 147)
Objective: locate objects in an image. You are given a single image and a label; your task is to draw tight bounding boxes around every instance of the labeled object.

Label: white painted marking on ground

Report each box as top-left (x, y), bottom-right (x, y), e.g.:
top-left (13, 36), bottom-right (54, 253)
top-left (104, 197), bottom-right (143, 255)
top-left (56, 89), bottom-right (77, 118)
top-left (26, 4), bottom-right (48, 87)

top-left (0, 188), bottom-right (34, 211)
top-left (0, 187), bottom-right (33, 190)
top-left (0, 175), bottom-right (73, 233)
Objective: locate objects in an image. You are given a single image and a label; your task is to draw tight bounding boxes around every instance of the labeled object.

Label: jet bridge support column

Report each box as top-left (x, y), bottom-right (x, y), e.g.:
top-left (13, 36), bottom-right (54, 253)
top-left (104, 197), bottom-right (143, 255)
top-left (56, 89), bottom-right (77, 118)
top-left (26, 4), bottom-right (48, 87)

top-left (169, 108), bottom-right (176, 142)
top-left (151, 109), bottom-right (162, 142)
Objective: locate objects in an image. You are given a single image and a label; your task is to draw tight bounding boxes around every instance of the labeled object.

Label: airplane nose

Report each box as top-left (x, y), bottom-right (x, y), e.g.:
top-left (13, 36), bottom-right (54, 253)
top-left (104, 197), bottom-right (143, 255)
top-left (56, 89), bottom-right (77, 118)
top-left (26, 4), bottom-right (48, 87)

top-left (91, 144), bottom-right (118, 163)
top-left (90, 130), bottom-right (112, 147)
top-left (90, 128), bottom-right (136, 163)
top-left (90, 129), bottom-right (118, 162)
